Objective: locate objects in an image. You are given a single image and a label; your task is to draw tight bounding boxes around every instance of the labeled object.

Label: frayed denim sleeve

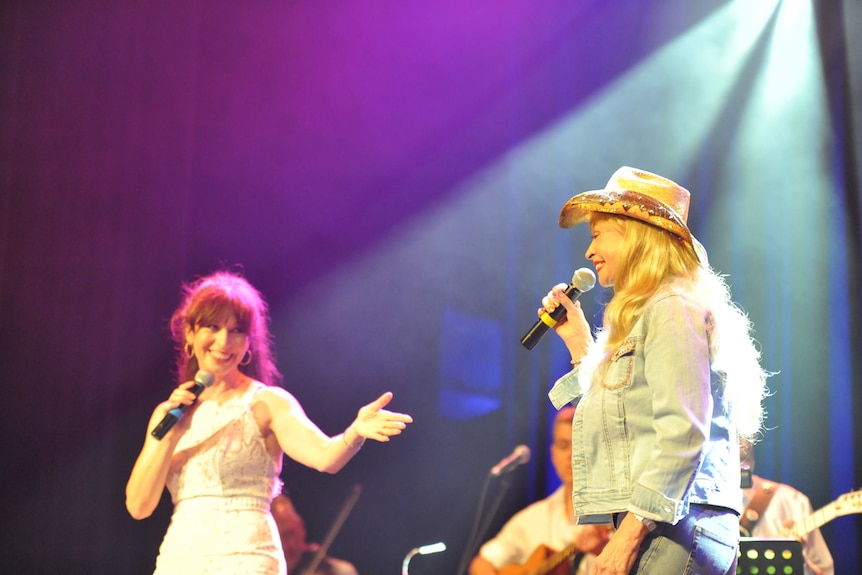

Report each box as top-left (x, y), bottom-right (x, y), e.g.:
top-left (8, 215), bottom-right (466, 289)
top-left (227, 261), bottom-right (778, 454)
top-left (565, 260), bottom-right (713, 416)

top-left (548, 368), bottom-right (581, 410)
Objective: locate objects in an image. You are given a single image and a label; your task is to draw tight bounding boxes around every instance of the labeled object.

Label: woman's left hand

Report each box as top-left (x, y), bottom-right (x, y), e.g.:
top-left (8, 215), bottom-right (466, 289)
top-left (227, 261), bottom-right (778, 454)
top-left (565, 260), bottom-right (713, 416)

top-left (590, 514), bottom-right (648, 575)
top-left (351, 392), bottom-right (413, 442)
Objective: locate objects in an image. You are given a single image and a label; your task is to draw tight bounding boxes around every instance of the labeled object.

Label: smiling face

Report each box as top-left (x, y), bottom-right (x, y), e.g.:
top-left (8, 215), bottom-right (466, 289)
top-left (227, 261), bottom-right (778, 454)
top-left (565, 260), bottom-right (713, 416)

top-left (185, 312), bottom-right (250, 378)
top-left (170, 271), bottom-right (278, 385)
top-left (585, 216), bottom-right (626, 287)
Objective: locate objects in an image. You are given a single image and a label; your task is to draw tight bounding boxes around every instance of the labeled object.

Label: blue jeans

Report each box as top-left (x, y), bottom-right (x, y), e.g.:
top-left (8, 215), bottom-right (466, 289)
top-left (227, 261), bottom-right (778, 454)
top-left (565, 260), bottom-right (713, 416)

top-left (617, 505), bottom-right (739, 575)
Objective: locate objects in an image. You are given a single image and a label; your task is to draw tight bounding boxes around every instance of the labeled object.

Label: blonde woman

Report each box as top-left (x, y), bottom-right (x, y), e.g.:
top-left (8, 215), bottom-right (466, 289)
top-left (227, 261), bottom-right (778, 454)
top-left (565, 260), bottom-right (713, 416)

top-left (542, 167), bottom-right (768, 575)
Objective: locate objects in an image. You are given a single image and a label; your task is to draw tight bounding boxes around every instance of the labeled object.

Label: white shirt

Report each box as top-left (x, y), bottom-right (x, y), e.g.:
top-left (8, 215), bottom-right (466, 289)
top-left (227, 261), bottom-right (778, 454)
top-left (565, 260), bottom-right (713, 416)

top-left (478, 487), bottom-right (597, 574)
top-left (741, 475), bottom-right (834, 575)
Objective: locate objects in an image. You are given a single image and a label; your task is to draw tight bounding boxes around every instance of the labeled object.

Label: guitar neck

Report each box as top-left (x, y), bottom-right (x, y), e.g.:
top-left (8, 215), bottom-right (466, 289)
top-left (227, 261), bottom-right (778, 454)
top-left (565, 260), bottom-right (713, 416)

top-left (499, 543), bottom-right (582, 575)
top-left (533, 543), bottom-right (580, 575)
top-left (788, 503), bottom-right (837, 540)
top-left (786, 489), bottom-right (862, 540)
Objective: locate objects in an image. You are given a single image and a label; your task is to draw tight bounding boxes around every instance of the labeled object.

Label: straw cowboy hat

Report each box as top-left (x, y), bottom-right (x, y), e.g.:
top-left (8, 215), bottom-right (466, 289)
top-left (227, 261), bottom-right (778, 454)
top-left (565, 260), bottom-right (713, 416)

top-left (558, 166), bottom-right (708, 264)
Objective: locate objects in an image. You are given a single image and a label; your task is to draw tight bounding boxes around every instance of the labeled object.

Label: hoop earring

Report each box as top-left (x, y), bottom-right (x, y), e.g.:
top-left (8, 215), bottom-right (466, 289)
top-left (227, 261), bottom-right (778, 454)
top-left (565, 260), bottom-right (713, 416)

top-left (185, 343), bottom-right (194, 359)
top-left (240, 350), bottom-right (252, 366)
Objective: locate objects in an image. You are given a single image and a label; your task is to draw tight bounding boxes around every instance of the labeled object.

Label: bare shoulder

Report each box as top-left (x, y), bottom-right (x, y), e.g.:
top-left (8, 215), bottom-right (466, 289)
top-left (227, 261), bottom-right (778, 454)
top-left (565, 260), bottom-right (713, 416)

top-left (255, 385), bottom-right (299, 410)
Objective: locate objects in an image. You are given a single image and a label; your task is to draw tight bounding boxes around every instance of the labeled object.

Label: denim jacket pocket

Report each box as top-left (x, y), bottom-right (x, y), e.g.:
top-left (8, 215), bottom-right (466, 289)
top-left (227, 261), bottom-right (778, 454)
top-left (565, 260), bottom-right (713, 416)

top-left (601, 338), bottom-right (637, 391)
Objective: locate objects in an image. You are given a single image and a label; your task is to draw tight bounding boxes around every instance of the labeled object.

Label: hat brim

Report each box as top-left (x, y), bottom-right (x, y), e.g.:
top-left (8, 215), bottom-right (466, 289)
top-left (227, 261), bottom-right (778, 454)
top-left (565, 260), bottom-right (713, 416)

top-left (559, 189), bottom-right (692, 244)
top-left (559, 190), bottom-right (707, 265)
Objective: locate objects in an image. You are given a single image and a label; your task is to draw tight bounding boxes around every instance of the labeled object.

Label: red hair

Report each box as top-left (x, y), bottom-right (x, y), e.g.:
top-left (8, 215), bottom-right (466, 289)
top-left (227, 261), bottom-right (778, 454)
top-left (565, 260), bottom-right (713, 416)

top-left (169, 270), bottom-right (281, 386)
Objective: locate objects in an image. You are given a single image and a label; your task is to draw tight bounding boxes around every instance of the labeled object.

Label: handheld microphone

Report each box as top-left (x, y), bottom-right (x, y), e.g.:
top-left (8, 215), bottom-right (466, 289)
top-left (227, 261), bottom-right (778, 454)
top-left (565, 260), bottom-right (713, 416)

top-left (520, 268), bottom-right (596, 350)
top-left (151, 370), bottom-right (215, 440)
top-left (490, 444), bottom-right (531, 476)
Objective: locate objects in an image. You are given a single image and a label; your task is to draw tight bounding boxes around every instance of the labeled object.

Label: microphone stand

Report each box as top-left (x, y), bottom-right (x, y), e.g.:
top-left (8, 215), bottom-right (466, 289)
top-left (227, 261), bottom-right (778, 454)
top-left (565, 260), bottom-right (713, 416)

top-left (401, 542), bottom-right (446, 575)
top-left (298, 484), bottom-right (362, 575)
top-left (454, 472), bottom-right (517, 575)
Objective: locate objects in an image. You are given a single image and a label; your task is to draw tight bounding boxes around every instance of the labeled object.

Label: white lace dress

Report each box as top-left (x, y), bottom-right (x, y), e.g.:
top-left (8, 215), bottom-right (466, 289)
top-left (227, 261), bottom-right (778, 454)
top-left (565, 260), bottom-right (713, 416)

top-left (153, 382), bottom-right (286, 575)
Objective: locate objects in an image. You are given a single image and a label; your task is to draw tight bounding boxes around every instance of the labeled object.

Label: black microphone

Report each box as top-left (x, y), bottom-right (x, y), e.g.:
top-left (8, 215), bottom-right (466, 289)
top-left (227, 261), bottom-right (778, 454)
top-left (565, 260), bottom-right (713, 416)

top-left (490, 445), bottom-right (531, 476)
top-left (520, 268), bottom-right (596, 350)
top-left (151, 370), bottom-right (215, 440)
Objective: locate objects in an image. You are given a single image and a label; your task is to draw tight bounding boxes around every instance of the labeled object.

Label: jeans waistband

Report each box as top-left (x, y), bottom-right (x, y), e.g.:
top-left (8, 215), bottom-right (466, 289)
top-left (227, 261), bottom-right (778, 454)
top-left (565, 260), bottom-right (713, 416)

top-left (613, 503), bottom-right (738, 528)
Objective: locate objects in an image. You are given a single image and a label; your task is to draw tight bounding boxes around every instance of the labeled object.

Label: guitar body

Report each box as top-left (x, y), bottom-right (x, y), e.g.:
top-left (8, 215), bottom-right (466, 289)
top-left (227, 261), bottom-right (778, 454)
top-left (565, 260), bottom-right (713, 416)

top-left (499, 545), bottom-right (574, 575)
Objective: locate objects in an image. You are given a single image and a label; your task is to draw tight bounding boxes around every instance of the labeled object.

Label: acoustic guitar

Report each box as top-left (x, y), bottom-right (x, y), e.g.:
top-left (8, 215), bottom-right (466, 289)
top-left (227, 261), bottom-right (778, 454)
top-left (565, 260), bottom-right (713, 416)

top-left (498, 543), bottom-right (584, 575)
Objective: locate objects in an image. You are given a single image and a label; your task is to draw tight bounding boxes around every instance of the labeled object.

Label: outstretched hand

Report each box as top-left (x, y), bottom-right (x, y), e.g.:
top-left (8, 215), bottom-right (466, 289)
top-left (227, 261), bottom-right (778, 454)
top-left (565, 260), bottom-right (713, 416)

top-left (351, 392), bottom-right (413, 443)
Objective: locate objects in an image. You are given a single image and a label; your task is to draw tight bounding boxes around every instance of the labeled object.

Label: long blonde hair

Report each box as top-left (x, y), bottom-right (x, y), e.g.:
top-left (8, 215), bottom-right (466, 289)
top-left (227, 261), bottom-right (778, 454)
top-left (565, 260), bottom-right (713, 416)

top-left (591, 213), bottom-right (768, 438)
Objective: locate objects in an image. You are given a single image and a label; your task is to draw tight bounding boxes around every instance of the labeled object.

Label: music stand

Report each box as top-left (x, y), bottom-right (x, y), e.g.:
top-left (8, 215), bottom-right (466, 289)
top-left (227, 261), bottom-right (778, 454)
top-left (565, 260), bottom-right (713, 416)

top-left (738, 538), bottom-right (804, 574)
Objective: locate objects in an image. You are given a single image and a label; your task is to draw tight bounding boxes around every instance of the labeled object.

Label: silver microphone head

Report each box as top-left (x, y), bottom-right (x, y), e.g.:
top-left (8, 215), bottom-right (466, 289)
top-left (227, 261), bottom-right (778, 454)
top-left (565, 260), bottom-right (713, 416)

top-left (195, 370), bottom-right (215, 388)
top-left (417, 542), bottom-right (446, 555)
top-left (571, 267), bottom-right (597, 292)
top-left (514, 444), bottom-right (531, 464)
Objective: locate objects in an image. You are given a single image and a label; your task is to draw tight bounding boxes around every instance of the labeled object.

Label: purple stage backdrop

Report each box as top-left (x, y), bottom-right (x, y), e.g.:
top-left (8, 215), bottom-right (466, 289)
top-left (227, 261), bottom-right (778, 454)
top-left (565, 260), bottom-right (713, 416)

top-left (1, 1), bottom-right (861, 574)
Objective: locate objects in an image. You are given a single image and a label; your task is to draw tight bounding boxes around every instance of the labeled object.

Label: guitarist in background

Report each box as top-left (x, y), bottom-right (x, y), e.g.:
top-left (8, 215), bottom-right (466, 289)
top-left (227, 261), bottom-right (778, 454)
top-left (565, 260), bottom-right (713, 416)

top-left (468, 406), bottom-right (612, 575)
top-left (739, 440), bottom-right (834, 575)
top-left (271, 494), bottom-right (359, 575)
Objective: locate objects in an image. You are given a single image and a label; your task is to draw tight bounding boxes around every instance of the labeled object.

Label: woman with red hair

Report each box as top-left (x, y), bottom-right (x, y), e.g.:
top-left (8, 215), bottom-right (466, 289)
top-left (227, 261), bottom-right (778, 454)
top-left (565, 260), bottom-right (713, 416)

top-left (126, 270), bottom-right (412, 575)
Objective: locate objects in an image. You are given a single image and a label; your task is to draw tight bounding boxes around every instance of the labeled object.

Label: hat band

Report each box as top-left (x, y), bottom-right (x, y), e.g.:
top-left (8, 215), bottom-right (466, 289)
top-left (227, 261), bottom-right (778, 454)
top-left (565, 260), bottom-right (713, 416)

top-left (578, 190), bottom-right (692, 244)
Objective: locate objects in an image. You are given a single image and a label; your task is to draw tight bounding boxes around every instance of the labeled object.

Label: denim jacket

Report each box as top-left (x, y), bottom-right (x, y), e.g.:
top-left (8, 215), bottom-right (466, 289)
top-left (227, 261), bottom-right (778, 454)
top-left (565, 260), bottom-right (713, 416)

top-left (549, 291), bottom-right (741, 526)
